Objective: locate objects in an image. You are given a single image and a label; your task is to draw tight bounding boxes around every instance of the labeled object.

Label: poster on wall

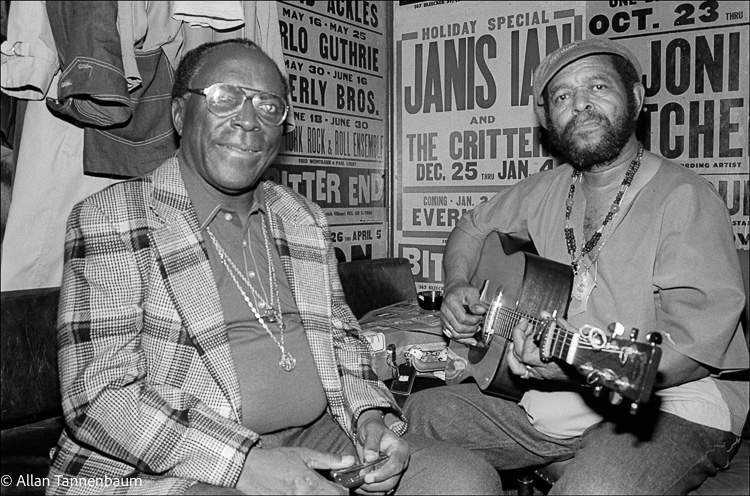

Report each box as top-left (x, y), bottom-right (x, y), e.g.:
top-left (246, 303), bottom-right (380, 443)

top-left (586, 0), bottom-right (749, 250)
top-left (272, 1), bottom-right (389, 262)
top-left (394, 0), bottom-right (749, 291)
top-left (394, 1), bottom-right (587, 290)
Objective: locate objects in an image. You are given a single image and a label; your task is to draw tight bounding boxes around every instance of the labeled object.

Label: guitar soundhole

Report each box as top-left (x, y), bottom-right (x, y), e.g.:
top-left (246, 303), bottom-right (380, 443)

top-left (467, 345), bottom-right (489, 365)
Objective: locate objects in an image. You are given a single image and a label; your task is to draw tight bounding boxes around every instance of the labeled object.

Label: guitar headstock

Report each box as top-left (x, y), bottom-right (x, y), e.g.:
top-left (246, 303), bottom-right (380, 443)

top-left (540, 320), bottom-right (662, 414)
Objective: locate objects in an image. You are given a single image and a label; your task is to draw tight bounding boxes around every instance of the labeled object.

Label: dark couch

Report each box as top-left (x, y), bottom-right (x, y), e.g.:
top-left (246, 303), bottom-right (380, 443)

top-left (1, 288), bottom-right (64, 495)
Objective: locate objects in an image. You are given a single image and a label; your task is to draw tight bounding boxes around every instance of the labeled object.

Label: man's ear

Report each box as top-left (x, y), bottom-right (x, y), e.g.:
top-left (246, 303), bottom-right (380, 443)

top-left (172, 97), bottom-right (186, 136)
top-left (632, 82), bottom-right (645, 120)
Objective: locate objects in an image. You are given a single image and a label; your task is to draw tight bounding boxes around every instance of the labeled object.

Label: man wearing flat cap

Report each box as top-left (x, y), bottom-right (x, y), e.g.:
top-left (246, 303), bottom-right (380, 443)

top-left (405, 39), bottom-right (749, 494)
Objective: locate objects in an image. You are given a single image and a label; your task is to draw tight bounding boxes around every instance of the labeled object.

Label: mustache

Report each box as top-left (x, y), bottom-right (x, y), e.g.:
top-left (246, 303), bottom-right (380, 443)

top-left (564, 110), bottom-right (610, 134)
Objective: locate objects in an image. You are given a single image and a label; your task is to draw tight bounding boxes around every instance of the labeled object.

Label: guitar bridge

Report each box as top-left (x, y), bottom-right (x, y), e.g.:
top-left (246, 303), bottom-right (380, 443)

top-left (478, 280), bottom-right (490, 304)
top-left (481, 288), bottom-right (504, 346)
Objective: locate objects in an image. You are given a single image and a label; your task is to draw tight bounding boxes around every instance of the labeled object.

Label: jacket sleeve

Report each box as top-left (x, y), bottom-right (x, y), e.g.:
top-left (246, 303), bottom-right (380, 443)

top-left (57, 198), bottom-right (257, 487)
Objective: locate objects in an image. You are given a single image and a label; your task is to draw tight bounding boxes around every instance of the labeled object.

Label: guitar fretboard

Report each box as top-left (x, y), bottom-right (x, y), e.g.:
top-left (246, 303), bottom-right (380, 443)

top-left (487, 303), bottom-right (610, 364)
top-left (487, 305), bottom-right (546, 341)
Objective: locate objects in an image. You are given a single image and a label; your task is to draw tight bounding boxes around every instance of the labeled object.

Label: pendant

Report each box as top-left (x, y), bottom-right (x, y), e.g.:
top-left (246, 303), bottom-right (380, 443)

top-left (264, 309), bottom-right (277, 323)
top-left (569, 268), bottom-right (597, 317)
top-left (279, 351), bottom-right (296, 371)
top-left (572, 270), bottom-right (595, 302)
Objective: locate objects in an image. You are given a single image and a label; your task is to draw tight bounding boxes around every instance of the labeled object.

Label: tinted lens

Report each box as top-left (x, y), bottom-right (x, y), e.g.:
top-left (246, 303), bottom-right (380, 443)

top-left (205, 84), bottom-right (287, 125)
top-left (252, 93), bottom-right (287, 125)
top-left (205, 84), bottom-right (246, 116)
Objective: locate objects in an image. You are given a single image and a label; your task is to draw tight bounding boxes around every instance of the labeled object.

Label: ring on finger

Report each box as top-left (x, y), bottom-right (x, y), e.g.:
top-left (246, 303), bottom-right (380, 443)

top-left (442, 325), bottom-right (454, 338)
top-left (521, 365), bottom-right (532, 380)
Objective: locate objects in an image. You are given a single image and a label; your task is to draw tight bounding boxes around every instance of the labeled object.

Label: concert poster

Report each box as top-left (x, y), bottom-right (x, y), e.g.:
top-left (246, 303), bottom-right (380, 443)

top-left (273, 1), bottom-right (390, 262)
top-left (394, 1), bottom-right (749, 290)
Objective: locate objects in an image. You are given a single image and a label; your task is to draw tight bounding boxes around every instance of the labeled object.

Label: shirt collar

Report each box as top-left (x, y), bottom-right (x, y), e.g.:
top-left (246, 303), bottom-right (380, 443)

top-left (179, 157), bottom-right (266, 231)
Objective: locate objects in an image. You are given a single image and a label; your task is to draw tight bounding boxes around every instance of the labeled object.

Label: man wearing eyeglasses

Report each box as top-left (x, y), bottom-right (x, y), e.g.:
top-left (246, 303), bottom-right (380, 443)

top-left (47, 39), bottom-right (501, 495)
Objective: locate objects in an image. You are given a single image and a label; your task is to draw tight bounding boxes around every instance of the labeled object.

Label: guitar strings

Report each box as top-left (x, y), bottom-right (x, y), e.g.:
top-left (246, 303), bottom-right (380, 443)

top-left (491, 306), bottom-right (546, 340)
top-left (491, 305), bottom-right (623, 356)
top-left (489, 307), bottom-right (647, 401)
top-left (490, 305), bottom-right (628, 360)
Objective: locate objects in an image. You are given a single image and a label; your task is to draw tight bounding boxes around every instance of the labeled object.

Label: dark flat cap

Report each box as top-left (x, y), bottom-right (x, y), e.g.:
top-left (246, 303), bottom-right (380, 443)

top-left (532, 38), bottom-right (642, 128)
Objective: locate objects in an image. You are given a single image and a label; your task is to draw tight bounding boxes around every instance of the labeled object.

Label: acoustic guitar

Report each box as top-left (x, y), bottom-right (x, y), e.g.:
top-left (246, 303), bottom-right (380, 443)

top-left (439, 232), bottom-right (662, 414)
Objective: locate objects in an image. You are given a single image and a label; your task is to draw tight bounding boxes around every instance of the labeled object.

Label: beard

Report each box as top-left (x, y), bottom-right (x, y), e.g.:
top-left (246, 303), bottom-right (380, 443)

top-left (548, 102), bottom-right (638, 172)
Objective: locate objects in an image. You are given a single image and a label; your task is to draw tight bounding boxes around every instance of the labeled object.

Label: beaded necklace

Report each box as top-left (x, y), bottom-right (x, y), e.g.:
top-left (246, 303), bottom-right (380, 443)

top-left (206, 218), bottom-right (296, 371)
top-left (564, 144), bottom-right (643, 309)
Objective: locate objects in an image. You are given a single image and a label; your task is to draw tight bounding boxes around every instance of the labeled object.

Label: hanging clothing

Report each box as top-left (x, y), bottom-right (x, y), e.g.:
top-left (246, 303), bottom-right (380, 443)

top-left (117, 1), bottom-right (185, 86)
top-left (172, 1), bottom-right (246, 30)
top-left (83, 47), bottom-right (178, 178)
top-left (0, 0), bottom-right (291, 291)
top-left (0, 73), bottom-right (118, 292)
top-left (46, 2), bottom-right (179, 177)
top-left (45, 1), bottom-right (132, 127)
top-left (0, 1), bottom-right (58, 101)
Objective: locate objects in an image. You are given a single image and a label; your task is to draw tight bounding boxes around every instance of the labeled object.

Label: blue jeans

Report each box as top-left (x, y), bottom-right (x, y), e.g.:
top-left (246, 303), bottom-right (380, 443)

top-left (261, 411), bottom-right (502, 495)
top-left (404, 383), bottom-right (741, 495)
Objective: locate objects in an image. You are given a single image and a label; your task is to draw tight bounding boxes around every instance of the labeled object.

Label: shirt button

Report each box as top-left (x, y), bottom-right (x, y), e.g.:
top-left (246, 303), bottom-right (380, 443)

top-left (247, 271), bottom-right (256, 278)
top-left (224, 213), bottom-right (232, 221)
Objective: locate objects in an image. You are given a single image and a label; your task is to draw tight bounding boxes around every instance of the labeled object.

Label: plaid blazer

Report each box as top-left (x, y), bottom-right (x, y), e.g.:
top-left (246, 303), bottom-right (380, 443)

top-left (48, 158), bottom-right (405, 495)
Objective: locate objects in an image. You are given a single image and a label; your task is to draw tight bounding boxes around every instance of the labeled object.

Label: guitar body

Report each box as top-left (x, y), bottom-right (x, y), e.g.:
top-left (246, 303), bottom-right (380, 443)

top-left (446, 232), bottom-right (574, 401)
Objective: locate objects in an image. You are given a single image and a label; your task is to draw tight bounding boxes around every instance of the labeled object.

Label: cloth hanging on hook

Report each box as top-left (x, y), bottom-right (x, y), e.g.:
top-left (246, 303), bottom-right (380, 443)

top-left (0, 1), bottom-right (58, 100)
top-left (83, 47), bottom-right (178, 178)
top-left (172, 1), bottom-right (246, 30)
top-left (45, 2), bottom-right (180, 177)
top-left (45, 1), bottom-right (132, 128)
top-left (0, 1), bottom-right (293, 290)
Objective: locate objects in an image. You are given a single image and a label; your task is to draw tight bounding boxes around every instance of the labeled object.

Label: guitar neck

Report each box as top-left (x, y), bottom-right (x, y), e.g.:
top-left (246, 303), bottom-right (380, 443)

top-left (540, 321), bottom-right (586, 365)
top-left (486, 305), bottom-right (549, 343)
top-left (487, 303), bottom-right (586, 365)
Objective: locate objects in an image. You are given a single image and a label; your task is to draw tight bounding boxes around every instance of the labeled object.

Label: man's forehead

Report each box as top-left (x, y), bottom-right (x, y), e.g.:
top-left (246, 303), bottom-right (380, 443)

top-left (193, 45), bottom-right (278, 85)
top-left (548, 55), bottom-right (618, 87)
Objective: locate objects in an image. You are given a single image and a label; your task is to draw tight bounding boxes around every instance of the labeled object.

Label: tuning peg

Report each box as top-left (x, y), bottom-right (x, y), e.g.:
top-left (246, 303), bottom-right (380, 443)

top-left (615, 377), bottom-right (631, 390)
top-left (609, 391), bottom-right (623, 405)
top-left (593, 385), bottom-right (603, 397)
top-left (607, 322), bottom-right (625, 337)
top-left (647, 332), bottom-right (662, 345)
top-left (629, 403), bottom-right (639, 415)
top-left (630, 328), bottom-right (639, 341)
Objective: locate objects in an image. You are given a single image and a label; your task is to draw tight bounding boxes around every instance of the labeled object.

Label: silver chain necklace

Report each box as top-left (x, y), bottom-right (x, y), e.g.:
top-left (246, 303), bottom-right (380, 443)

top-left (205, 219), bottom-right (296, 371)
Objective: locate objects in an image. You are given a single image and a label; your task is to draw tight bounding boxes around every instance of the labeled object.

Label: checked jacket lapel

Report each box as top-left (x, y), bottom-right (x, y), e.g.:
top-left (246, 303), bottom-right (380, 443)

top-left (146, 159), bottom-right (243, 422)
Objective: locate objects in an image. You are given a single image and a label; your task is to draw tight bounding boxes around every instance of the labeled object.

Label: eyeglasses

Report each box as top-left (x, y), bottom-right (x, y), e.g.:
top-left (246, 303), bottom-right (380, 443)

top-left (187, 83), bottom-right (288, 126)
